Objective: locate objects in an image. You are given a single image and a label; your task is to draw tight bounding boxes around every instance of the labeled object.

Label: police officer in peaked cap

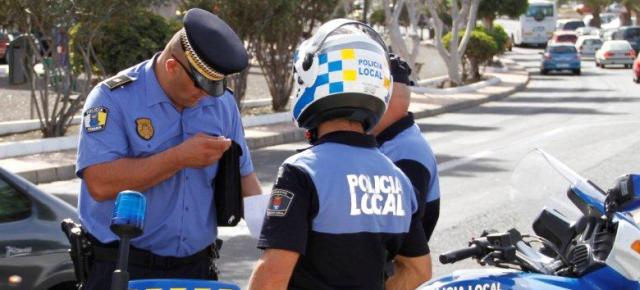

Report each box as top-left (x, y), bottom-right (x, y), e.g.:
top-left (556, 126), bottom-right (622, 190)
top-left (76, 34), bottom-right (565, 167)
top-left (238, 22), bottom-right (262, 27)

top-left (75, 8), bottom-right (262, 289)
top-left (248, 19), bottom-right (430, 290)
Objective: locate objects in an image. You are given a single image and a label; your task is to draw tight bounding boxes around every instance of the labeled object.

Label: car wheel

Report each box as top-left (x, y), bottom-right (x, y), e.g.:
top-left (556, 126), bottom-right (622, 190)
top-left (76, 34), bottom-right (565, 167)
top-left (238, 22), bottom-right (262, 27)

top-left (575, 69), bottom-right (581, 75)
top-left (541, 69), bottom-right (548, 75)
top-left (635, 75), bottom-right (640, 84)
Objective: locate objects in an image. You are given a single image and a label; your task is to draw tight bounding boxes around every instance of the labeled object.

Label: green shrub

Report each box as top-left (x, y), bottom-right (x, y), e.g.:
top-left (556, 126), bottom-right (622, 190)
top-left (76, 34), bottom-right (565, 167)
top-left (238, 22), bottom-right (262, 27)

top-left (71, 9), bottom-right (180, 76)
top-left (443, 29), bottom-right (498, 81)
top-left (477, 24), bottom-right (509, 54)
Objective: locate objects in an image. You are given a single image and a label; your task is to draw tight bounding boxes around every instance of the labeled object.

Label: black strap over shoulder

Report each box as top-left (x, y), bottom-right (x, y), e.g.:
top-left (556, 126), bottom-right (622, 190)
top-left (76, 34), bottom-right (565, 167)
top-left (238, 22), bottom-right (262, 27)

top-left (104, 74), bottom-right (134, 90)
top-left (214, 141), bottom-right (243, 227)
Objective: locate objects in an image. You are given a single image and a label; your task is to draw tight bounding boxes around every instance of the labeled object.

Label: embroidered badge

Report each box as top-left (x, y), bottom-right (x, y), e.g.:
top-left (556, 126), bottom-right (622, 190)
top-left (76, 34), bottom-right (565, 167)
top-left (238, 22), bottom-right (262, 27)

top-left (83, 106), bottom-right (108, 133)
top-left (266, 189), bottom-right (295, 217)
top-left (135, 118), bottom-right (154, 140)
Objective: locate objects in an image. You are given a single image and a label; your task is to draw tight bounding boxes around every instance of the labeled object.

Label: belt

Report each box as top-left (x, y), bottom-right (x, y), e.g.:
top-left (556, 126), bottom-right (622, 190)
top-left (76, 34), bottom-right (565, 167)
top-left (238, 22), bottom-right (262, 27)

top-left (88, 235), bottom-right (211, 269)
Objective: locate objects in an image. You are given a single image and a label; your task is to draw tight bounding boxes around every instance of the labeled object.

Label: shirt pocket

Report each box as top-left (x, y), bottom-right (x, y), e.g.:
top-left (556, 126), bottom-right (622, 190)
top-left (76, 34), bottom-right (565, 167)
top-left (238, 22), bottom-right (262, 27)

top-left (129, 132), bottom-right (182, 158)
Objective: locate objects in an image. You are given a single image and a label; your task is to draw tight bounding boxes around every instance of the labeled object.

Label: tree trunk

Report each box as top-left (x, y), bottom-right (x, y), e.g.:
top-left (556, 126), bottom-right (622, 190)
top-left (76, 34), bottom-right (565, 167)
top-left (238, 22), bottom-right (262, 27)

top-left (383, 0), bottom-right (423, 79)
top-left (254, 40), bottom-right (294, 112)
top-left (228, 67), bottom-right (250, 109)
top-left (589, 8), bottom-right (602, 28)
top-left (469, 58), bottom-right (480, 81)
top-left (621, 4), bottom-right (634, 26)
top-left (482, 16), bottom-right (494, 29)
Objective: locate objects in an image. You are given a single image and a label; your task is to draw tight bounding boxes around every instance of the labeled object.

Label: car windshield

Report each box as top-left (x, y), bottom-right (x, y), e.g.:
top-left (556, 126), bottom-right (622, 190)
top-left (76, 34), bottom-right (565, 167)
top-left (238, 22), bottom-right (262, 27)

top-left (565, 21), bottom-right (585, 30)
top-left (526, 4), bottom-right (554, 17)
top-left (550, 46), bottom-right (577, 53)
top-left (587, 39), bottom-right (603, 45)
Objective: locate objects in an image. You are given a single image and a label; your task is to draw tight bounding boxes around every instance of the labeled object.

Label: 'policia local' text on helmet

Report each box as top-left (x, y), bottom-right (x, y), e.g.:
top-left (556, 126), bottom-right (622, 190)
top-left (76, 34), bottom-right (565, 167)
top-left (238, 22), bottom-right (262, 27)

top-left (291, 19), bottom-right (392, 131)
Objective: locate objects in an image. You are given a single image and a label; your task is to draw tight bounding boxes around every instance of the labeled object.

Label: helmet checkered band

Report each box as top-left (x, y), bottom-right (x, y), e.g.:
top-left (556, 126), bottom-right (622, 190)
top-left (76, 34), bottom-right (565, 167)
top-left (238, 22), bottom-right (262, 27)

top-left (180, 29), bottom-right (225, 81)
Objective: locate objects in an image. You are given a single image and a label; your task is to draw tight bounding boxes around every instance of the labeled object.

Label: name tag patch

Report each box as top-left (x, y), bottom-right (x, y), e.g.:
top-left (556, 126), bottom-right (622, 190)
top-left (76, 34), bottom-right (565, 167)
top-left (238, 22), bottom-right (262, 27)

top-left (83, 106), bottom-right (108, 133)
top-left (266, 189), bottom-right (295, 217)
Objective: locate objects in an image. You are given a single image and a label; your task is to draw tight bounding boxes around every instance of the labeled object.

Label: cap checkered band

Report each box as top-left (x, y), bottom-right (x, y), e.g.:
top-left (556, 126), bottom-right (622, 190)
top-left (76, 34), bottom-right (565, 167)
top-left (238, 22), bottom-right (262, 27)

top-left (180, 29), bottom-right (225, 81)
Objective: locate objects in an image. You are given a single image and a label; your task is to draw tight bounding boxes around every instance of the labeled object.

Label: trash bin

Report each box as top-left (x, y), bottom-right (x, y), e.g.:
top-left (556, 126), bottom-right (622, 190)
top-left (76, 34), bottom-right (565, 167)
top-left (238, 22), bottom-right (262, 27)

top-left (8, 35), bottom-right (29, 85)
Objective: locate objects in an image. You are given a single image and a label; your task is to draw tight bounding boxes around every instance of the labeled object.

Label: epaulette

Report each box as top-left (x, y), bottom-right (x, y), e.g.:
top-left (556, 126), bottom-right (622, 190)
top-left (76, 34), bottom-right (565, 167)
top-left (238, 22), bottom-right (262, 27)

top-left (104, 74), bottom-right (134, 90)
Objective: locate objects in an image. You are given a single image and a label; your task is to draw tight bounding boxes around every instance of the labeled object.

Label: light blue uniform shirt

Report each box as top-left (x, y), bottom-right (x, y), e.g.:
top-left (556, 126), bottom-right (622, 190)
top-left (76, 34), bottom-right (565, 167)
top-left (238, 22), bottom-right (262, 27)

top-left (378, 115), bottom-right (440, 202)
top-left (76, 55), bottom-right (253, 257)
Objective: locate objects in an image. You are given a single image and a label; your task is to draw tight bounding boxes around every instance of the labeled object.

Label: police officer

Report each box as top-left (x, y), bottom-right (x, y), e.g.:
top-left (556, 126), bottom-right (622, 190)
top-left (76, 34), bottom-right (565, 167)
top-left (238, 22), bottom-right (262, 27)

top-left (371, 55), bottom-right (441, 279)
top-left (75, 8), bottom-right (262, 289)
top-left (247, 19), bottom-right (430, 290)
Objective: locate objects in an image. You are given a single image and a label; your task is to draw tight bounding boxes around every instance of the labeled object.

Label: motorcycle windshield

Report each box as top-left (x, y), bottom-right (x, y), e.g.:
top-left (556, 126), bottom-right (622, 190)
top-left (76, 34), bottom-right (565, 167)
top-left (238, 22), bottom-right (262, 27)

top-left (510, 149), bottom-right (607, 228)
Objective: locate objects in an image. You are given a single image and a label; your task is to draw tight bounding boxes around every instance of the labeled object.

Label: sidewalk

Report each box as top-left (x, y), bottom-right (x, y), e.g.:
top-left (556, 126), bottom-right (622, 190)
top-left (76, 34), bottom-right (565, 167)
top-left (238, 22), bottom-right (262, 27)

top-left (0, 57), bottom-right (529, 185)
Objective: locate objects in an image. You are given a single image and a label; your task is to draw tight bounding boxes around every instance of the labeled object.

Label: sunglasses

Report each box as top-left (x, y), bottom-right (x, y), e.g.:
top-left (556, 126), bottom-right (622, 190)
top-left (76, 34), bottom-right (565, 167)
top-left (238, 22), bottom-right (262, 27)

top-left (171, 54), bottom-right (226, 97)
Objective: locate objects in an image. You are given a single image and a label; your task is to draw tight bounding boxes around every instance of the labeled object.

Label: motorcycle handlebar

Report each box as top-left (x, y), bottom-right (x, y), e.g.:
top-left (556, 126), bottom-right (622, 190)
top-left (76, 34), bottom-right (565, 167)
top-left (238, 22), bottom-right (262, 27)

top-left (439, 245), bottom-right (484, 264)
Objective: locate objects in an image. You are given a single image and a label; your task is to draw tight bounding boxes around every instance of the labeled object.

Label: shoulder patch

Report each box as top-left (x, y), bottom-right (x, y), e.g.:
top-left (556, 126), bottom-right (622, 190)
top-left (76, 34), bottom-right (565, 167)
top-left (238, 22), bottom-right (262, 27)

top-left (83, 106), bottom-right (108, 133)
top-left (104, 74), bottom-right (134, 90)
top-left (266, 189), bottom-right (295, 217)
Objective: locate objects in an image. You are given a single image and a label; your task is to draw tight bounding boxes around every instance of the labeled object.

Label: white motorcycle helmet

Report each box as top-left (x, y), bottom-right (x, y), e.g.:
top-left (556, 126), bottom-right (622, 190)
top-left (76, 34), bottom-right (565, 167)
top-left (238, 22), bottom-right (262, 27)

top-left (291, 19), bottom-right (392, 131)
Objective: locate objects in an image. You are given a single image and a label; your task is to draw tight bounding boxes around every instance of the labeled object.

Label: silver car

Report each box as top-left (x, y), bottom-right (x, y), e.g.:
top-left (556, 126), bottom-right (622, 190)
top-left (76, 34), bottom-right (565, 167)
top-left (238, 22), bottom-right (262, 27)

top-left (595, 40), bottom-right (636, 68)
top-left (0, 167), bottom-right (77, 289)
top-left (576, 36), bottom-right (603, 56)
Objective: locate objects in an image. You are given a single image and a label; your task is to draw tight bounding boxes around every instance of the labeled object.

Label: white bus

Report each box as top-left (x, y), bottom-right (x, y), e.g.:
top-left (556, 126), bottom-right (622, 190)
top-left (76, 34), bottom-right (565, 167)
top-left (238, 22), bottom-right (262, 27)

top-left (513, 0), bottom-right (557, 47)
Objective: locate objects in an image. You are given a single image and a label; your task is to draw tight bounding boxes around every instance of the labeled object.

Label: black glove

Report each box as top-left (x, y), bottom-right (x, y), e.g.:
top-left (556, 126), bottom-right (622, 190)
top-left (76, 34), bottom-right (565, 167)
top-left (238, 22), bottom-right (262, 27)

top-left (389, 53), bottom-right (413, 86)
top-left (606, 174), bottom-right (638, 213)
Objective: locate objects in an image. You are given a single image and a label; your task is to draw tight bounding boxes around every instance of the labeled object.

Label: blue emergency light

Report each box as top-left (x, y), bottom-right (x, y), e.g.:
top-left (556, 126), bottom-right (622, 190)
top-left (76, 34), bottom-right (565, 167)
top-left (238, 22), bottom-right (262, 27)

top-left (110, 190), bottom-right (146, 290)
top-left (110, 190), bottom-right (146, 237)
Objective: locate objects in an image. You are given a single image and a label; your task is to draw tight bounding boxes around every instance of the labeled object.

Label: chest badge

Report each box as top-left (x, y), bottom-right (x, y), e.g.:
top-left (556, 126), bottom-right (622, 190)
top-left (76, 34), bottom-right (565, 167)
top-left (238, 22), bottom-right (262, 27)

top-left (135, 118), bottom-right (154, 140)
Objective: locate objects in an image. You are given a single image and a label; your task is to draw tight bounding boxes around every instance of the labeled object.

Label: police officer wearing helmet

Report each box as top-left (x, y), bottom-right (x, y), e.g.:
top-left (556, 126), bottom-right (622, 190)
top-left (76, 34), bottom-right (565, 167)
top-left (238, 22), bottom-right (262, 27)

top-left (371, 55), bottom-right (441, 280)
top-left (248, 19), bottom-right (430, 290)
top-left (75, 8), bottom-right (262, 289)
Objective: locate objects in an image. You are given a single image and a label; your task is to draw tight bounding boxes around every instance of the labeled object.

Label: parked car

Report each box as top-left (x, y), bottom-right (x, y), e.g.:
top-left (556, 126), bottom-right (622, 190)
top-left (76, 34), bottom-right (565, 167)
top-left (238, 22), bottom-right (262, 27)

top-left (0, 166), bottom-right (77, 289)
top-left (540, 44), bottom-right (581, 75)
top-left (633, 54), bottom-right (640, 83)
top-left (576, 35), bottom-right (603, 56)
top-left (611, 26), bottom-right (640, 53)
top-left (0, 32), bottom-right (10, 61)
top-left (556, 19), bottom-right (586, 31)
top-left (549, 31), bottom-right (579, 45)
top-left (595, 40), bottom-right (636, 68)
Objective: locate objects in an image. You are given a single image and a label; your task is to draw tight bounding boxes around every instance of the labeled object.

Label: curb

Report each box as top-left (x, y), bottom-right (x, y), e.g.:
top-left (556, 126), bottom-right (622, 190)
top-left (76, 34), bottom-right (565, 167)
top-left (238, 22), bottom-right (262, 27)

top-left (2, 58), bottom-right (530, 184)
top-left (411, 76), bottom-right (501, 95)
top-left (0, 136), bottom-right (78, 159)
top-left (15, 164), bottom-right (76, 185)
top-left (0, 112), bottom-right (294, 159)
top-left (0, 116), bottom-right (82, 136)
top-left (0, 98), bottom-right (275, 136)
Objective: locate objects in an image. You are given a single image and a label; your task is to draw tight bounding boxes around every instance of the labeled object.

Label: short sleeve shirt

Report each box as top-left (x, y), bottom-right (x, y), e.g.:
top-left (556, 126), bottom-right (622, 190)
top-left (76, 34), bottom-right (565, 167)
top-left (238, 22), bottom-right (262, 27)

top-left (76, 54), bottom-right (253, 257)
top-left (258, 131), bottom-right (427, 290)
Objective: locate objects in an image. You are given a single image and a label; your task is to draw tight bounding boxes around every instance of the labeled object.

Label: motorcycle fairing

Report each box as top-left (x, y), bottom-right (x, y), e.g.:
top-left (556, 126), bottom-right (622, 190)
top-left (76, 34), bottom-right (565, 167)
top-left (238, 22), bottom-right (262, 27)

top-left (421, 267), bottom-right (639, 290)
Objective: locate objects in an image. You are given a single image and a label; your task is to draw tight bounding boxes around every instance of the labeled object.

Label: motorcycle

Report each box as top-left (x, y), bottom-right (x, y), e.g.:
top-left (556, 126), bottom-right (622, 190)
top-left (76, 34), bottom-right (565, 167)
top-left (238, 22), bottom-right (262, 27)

top-left (419, 149), bottom-right (640, 290)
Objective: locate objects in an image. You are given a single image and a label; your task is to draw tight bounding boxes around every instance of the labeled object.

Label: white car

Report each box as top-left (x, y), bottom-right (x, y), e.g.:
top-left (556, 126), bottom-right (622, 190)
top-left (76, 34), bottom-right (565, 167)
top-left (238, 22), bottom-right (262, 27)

top-left (575, 26), bottom-right (600, 36)
top-left (576, 36), bottom-right (603, 56)
top-left (595, 40), bottom-right (636, 68)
